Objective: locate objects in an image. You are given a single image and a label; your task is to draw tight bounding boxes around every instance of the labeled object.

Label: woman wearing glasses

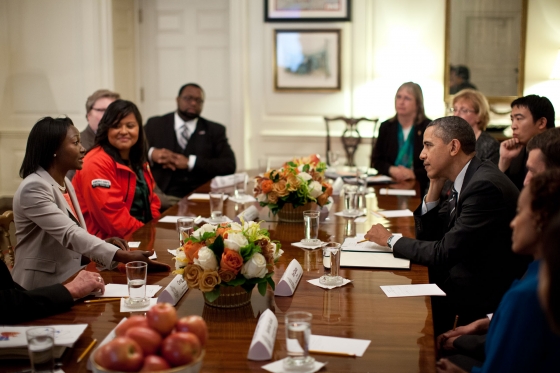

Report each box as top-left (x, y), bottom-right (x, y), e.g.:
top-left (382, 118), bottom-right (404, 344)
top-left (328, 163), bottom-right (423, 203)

top-left (370, 82), bottom-right (430, 191)
top-left (73, 100), bottom-right (161, 239)
top-left (451, 89), bottom-right (499, 164)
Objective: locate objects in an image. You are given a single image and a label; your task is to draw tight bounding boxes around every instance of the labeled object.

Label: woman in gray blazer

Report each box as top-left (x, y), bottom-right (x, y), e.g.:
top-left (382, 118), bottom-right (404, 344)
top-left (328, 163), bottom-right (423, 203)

top-left (11, 117), bottom-right (169, 290)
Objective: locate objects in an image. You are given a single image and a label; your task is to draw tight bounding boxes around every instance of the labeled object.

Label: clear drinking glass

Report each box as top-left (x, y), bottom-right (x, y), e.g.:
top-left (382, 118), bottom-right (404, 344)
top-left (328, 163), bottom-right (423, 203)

top-left (343, 185), bottom-right (359, 215)
top-left (234, 173), bottom-right (248, 201)
top-left (26, 327), bottom-right (55, 373)
top-left (176, 217), bottom-right (194, 246)
top-left (319, 242), bottom-right (343, 286)
top-left (125, 261), bottom-right (149, 307)
top-left (302, 210), bottom-right (320, 245)
top-left (209, 192), bottom-right (225, 222)
top-left (284, 311), bottom-right (314, 371)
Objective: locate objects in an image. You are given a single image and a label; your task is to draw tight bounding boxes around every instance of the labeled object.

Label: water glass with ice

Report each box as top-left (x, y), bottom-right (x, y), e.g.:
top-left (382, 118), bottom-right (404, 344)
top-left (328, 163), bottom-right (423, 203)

top-left (26, 327), bottom-right (55, 373)
top-left (125, 261), bottom-right (149, 307)
top-left (302, 210), bottom-right (320, 245)
top-left (284, 311), bottom-right (314, 371)
top-left (320, 242), bottom-right (343, 286)
top-left (177, 217), bottom-right (194, 246)
top-left (209, 192), bottom-right (225, 222)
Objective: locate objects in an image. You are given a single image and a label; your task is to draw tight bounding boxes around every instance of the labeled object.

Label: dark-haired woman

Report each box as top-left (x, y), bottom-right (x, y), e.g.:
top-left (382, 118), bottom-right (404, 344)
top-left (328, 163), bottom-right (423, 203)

top-left (73, 100), bottom-right (161, 239)
top-left (12, 117), bottom-right (168, 290)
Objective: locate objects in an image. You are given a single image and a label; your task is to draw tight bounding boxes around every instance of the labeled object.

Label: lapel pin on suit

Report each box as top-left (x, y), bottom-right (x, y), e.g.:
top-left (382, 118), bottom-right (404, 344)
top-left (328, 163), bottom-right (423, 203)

top-left (198, 130), bottom-right (206, 135)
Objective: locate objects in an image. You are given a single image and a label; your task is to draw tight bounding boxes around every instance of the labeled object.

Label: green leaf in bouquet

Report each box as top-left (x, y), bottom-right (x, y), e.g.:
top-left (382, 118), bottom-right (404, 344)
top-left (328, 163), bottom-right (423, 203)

top-left (287, 161), bottom-right (297, 167)
top-left (240, 242), bottom-right (262, 261)
top-left (303, 164), bottom-right (310, 172)
top-left (209, 235), bottom-right (224, 262)
top-left (226, 273), bottom-right (247, 286)
top-left (257, 280), bottom-right (268, 296)
top-left (204, 287), bottom-right (221, 303)
top-left (241, 282), bottom-right (256, 294)
top-left (266, 276), bottom-right (276, 290)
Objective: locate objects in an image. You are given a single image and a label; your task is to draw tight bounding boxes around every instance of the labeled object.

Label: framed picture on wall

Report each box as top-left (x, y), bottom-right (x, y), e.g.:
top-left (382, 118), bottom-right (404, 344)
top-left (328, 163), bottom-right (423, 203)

top-left (265, 0), bottom-right (351, 22)
top-left (274, 29), bottom-right (341, 92)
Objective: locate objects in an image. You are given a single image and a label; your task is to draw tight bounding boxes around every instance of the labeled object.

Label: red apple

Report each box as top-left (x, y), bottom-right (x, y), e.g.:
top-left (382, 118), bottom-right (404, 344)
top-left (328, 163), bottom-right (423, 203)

top-left (94, 336), bottom-right (144, 372)
top-left (115, 315), bottom-right (149, 337)
top-left (146, 303), bottom-right (177, 336)
top-left (161, 332), bottom-right (201, 367)
top-left (175, 315), bottom-right (208, 347)
top-left (125, 326), bottom-right (162, 356)
top-left (140, 355), bottom-right (171, 372)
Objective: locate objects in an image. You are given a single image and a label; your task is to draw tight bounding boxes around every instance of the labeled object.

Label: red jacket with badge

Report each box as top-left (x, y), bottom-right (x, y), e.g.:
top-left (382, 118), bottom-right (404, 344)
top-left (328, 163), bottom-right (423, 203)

top-left (72, 146), bottom-right (161, 239)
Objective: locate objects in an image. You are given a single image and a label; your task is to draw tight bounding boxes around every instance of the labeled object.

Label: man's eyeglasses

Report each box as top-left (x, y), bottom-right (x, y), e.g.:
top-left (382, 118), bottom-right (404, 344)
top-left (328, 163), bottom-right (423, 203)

top-left (449, 107), bottom-right (476, 115)
top-left (181, 96), bottom-right (204, 105)
top-left (91, 108), bottom-right (107, 113)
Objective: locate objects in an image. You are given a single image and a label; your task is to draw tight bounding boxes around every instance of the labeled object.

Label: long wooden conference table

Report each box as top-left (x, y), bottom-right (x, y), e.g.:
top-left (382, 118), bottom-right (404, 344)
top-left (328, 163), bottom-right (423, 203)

top-left (6, 181), bottom-right (436, 373)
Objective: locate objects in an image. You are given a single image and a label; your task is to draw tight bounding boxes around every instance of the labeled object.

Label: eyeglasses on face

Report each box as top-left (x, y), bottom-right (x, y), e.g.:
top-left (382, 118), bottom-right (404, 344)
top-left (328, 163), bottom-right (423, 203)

top-left (449, 107), bottom-right (476, 115)
top-left (91, 108), bottom-right (107, 113)
top-left (181, 96), bottom-right (204, 105)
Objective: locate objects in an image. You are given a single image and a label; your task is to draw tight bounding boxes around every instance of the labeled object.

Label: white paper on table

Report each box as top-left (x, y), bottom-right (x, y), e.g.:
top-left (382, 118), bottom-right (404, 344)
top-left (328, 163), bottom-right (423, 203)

top-left (341, 233), bottom-right (402, 253)
top-left (230, 195), bottom-right (258, 203)
top-left (247, 309), bottom-right (278, 361)
top-left (291, 241), bottom-right (325, 250)
top-left (262, 358), bottom-right (326, 373)
top-left (158, 215), bottom-right (189, 223)
top-left (379, 188), bottom-right (416, 196)
top-left (354, 216), bottom-right (368, 223)
top-left (96, 284), bottom-right (162, 298)
top-left (201, 216), bottom-right (233, 224)
top-left (167, 249), bottom-right (177, 256)
top-left (340, 251), bottom-right (410, 269)
top-left (187, 193), bottom-right (228, 201)
top-left (371, 209), bottom-right (413, 218)
top-left (120, 297), bottom-right (158, 312)
top-left (380, 284), bottom-right (446, 297)
top-left (157, 275), bottom-right (188, 306)
top-left (307, 278), bottom-right (352, 290)
top-left (334, 211), bottom-right (366, 218)
top-left (0, 324), bottom-right (88, 348)
top-left (309, 335), bottom-right (371, 357)
top-left (148, 252), bottom-right (157, 260)
top-left (274, 259), bottom-right (303, 297)
top-left (127, 241), bottom-right (141, 248)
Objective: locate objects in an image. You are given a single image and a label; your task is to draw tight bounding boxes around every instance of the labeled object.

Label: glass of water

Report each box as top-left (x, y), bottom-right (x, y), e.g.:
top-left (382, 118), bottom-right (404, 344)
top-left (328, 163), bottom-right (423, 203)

top-left (302, 210), bottom-right (320, 245)
top-left (26, 327), bottom-right (55, 373)
top-left (234, 173), bottom-right (248, 202)
top-left (284, 311), bottom-right (314, 371)
top-left (177, 217), bottom-right (194, 246)
top-left (319, 242), bottom-right (343, 286)
top-left (343, 184), bottom-right (359, 215)
top-left (209, 192), bottom-right (225, 222)
top-left (125, 261), bottom-right (149, 307)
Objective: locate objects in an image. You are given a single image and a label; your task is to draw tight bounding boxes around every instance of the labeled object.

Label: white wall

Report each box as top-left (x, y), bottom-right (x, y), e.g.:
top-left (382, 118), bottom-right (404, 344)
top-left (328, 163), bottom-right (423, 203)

top-left (1, 0), bottom-right (559, 197)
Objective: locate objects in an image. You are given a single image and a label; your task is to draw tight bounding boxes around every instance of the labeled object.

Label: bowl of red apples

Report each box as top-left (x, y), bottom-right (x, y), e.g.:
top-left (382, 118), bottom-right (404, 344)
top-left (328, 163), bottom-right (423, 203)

top-left (92, 303), bottom-right (207, 373)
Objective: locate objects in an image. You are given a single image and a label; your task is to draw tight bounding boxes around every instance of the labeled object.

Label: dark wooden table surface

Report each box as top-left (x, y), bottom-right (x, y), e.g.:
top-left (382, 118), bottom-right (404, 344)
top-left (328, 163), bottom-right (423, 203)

top-left (6, 181), bottom-right (436, 373)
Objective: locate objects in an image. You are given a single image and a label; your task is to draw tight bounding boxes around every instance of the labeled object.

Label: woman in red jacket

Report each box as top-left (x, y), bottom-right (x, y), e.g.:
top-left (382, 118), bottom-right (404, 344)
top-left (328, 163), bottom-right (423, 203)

top-left (73, 100), bottom-right (161, 239)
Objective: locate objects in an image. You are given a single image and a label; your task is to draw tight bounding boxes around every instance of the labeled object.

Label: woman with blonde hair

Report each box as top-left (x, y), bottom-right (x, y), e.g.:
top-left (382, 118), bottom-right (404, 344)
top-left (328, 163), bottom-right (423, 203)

top-left (451, 89), bottom-right (499, 164)
top-left (370, 82), bottom-right (430, 191)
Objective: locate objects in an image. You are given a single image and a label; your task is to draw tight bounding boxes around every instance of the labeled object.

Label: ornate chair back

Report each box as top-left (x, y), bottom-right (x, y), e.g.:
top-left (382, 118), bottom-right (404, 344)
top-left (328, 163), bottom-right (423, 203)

top-left (324, 117), bottom-right (379, 167)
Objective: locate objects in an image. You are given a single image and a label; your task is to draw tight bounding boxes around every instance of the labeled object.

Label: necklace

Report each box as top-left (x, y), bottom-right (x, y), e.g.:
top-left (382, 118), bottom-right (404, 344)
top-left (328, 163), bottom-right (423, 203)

top-left (57, 181), bottom-right (67, 193)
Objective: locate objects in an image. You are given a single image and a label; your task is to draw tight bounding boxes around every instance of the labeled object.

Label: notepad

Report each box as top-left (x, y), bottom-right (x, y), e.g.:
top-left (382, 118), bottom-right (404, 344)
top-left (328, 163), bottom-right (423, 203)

top-left (340, 251), bottom-right (410, 269)
top-left (96, 284), bottom-right (162, 298)
top-left (341, 234), bottom-right (402, 253)
top-left (371, 209), bottom-right (413, 218)
top-left (380, 284), bottom-right (446, 297)
top-left (379, 188), bottom-right (416, 196)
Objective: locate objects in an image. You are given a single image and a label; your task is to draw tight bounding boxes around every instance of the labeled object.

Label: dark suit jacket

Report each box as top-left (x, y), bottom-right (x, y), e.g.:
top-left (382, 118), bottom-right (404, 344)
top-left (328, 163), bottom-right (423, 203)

top-left (144, 113), bottom-right (236, 197)
top-left (370, 118), bottom-right (429, 192)
top-left (394, 157), bottom-right (528, 319)
top-left (0, 260), bottom-right (73, 324)
top-left (504, 146), bottom-right (527, 191)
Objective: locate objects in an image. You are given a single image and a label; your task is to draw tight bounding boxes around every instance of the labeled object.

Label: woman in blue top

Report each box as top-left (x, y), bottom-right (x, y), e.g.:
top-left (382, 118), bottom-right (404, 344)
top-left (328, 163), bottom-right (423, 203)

top-left (436, 169), bottom-right (560, 373)
top-left (370, 82), bottom-right (430, 192)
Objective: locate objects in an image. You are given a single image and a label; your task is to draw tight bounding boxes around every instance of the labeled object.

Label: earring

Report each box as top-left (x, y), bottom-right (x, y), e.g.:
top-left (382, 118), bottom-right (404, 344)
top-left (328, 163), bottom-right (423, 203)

top-left (53, 154), bottom-right (57, 157)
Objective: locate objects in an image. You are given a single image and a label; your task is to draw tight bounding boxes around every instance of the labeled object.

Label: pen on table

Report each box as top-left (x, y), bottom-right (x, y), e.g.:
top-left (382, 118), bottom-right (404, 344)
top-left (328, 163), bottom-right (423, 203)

top-left (309, 350), bottom-right (356, 357)
top-left (453, 315), bottom-right (459, 331)
top-left (371, 210), bottom-right (387, 218)
top-left (77, 339), bottom-right (97, 363)
top-left (357, 239), bottom-right (369, 244)
top-left (84, 298), bottom-right (122, 303)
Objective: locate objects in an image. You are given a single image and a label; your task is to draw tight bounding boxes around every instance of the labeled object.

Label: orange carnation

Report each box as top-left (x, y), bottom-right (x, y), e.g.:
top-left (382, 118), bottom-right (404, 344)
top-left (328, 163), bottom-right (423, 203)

top-left (220, 248), bottom-right (243, 274)
top-left (261, 179), bottom-right (273, 194)
top-left (184, 241), bottom-right (203, 263)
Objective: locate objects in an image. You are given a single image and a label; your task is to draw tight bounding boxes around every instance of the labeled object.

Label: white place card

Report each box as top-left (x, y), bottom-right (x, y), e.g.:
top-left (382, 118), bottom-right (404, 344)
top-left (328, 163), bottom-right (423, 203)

top-left (238, 205), bottom-right (259, 221)
top-left (379, 188), bottom-right (416, 196)
top-left (380, 284), bottom-right (446, 297)
top-left (120, 297), bottom-right (158, 312)
top-left (247, 309), bottom-right (278, 361)
top-left (262, 358), bottom-right (325, 373)
top-left (127, 241), bottom-right (141, 248)
top-left (274, 259), bottom-right (303, 297)
top-left (157, 275), bottom-right (189, 306)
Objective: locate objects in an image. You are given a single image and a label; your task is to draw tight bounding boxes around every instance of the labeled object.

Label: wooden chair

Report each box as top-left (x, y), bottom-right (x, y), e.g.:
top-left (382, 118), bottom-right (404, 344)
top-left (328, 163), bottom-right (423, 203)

top-left (0, 210), bottom-right (15, 269)
top-left (324, 117), bottom-right (379, 167)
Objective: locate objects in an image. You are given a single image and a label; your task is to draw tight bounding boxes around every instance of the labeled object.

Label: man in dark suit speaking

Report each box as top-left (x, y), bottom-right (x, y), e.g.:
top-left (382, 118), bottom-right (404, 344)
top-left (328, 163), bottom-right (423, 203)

top-left (365, 116), bottom-right (528, 334)
top-left (144, 83), bottom-right (236, 207)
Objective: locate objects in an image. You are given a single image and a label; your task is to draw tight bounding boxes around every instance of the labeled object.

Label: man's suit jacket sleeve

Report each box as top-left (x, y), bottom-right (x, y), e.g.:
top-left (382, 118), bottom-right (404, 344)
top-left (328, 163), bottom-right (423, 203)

top-left (393, 178), bottom-right (506, 268)
top-left (0, 261), bottom-right (73, 324)
top-left (191, 123), bottom-right (236, 176)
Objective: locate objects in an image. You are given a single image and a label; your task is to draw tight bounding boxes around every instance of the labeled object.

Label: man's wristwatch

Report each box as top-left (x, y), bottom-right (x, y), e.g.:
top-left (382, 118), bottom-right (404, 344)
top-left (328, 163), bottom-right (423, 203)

top-left (386, 235), bottom-right (395, 249)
